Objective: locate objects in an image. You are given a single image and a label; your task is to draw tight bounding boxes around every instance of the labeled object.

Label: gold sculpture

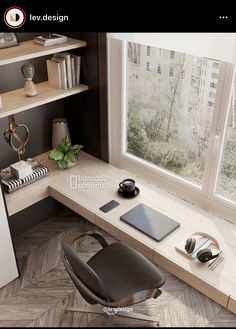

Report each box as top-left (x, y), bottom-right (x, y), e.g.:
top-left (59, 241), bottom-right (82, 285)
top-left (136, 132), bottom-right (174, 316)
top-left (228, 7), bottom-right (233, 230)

top-left (3, 115), bottom-right (29, 162)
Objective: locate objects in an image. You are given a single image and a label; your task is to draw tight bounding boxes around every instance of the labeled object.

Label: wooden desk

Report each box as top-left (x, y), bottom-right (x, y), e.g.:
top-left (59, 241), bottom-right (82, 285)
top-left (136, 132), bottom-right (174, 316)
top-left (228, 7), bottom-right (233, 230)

top-left (5, 151), bottom-right (236, 314)
top-left (228, 295), bottom-right (236, 314)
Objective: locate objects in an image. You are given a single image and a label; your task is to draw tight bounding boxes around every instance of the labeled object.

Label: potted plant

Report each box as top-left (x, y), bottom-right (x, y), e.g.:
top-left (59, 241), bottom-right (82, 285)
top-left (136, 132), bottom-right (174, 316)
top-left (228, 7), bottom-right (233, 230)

top-left (48, 135), bottom-right (83, 169)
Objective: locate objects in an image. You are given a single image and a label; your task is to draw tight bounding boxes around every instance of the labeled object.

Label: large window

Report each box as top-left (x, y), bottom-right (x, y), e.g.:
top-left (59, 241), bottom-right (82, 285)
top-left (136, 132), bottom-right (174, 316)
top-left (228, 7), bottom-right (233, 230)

top-left (108, 34), bottom-right (236, 224)
top-left (216, 78), bottom-right (236, 202)
top-left (127, 43), bottom-right (221, 186)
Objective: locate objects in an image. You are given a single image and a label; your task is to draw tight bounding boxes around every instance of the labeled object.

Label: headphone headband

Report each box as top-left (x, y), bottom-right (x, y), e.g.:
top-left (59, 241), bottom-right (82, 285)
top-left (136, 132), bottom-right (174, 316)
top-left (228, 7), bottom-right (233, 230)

top-left (191, 232), bottom-right (220, 250)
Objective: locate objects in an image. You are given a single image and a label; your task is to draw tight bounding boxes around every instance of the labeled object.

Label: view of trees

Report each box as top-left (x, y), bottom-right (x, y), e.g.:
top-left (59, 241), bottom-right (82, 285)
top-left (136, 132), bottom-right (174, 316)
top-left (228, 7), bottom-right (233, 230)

top-left (217, 126), bottom-right (236, 201)
top-left (127, 42), bottom-right (236, 201)
top-left (127, 43), bottom-right (218, 186)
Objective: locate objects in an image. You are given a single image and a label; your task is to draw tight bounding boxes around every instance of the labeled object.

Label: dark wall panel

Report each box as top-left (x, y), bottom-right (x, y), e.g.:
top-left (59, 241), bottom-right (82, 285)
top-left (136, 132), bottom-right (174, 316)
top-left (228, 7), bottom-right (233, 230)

top-left (98, 33), bottom-right (109, 162)
top-left (64, 32), bottom-right (102, 159)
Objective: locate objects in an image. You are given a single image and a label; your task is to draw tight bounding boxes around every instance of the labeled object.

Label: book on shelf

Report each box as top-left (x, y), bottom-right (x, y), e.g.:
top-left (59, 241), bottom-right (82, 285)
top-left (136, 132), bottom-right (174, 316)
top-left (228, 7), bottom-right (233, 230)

top-left (46, 52), bottom-right (81, 90)
top-left (74, 55), bottom-right (81, 85)
top-left (0, 158), bottom-right (49, 194)
top-left (46, 59), bottom-right (62, 89)
top-left (71, 55), bottom-right (76, 87)
top-left (54, 52), bottom-right (72, 88)
top-left (33, 33), bottom-right (68, 47)
top-left (51, 56), bottom-right (67, 89)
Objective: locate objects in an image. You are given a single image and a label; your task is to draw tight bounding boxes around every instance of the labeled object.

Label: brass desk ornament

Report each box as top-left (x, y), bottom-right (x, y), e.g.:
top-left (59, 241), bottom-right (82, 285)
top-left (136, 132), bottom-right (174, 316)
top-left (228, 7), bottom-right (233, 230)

top-left (3, 115), bottom-right (32, 178)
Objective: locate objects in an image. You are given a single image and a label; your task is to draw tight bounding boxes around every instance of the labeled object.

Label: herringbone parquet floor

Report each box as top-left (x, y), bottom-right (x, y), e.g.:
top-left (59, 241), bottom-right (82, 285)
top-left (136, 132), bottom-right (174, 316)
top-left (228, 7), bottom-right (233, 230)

top-left (0, 208), bottom-right (235, 327)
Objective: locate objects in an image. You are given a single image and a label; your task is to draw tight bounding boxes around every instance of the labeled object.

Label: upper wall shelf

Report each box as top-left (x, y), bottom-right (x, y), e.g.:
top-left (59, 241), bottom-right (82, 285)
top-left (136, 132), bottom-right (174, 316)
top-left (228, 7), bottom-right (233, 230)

top-left (0, 81), bottom-right (89, 119)
top-left (0, 38), bottom-right (87, 66)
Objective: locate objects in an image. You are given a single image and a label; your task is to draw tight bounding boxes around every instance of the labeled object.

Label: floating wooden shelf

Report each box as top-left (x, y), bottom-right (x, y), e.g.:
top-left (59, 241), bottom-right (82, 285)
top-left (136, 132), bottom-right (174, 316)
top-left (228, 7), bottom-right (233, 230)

top-left (0, 38), bottom-right (87, 66)
top-left (0, 81), bottom-right (89, 118)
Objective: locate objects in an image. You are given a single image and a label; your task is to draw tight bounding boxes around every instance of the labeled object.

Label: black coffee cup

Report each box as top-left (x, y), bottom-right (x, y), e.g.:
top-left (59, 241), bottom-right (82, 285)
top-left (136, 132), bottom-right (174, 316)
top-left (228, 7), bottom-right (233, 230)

top-left (119, 179), bottom-right (135, 193)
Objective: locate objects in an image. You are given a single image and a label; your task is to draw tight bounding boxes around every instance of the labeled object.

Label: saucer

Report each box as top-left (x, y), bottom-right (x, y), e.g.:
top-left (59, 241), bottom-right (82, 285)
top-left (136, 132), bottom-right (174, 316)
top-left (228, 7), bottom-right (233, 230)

top-left (117, 186), bottom-right (140, 198)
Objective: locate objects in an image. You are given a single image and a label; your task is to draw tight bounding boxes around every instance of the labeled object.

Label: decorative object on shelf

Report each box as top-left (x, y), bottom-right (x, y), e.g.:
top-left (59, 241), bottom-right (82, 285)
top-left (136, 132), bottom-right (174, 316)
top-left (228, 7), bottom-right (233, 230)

top-left (49, 135), bottom-right (83, 169)
top-left (0, 158), bottom-right (49, 193)
top-left (33, 33), bottom-right (68, 47)
top-left (3, 115), bottom-right (29, 161)
top-left (0, 32), bottom-right (18, 49)
top-left (21, 63), bottom-right (38, 97)
top-left (3, 115), bottom-right (32, 179)
top-left (52, 117), bottom-right (71, 148)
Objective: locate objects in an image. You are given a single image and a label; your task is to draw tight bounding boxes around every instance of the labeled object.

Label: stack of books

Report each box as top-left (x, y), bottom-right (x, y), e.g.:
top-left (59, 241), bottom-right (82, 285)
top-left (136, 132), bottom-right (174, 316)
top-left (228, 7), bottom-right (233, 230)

top-left (46, 52), bottom-right (81, 89)
top-left (0, 158), bottom-right (49, 193)
top-left (33, 33), bottom-right (68, 47)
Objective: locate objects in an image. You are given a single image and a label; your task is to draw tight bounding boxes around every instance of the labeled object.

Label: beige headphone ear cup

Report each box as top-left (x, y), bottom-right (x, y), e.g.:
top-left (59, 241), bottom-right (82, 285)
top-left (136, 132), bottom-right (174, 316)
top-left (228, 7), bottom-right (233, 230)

top-left (185, 237), bottom-right (196, 254)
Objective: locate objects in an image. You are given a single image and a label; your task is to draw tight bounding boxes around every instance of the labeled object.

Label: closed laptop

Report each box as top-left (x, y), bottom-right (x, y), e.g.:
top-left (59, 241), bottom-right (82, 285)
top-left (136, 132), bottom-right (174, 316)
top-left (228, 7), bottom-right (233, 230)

top-left (120, 203), bottom-right (180, 242)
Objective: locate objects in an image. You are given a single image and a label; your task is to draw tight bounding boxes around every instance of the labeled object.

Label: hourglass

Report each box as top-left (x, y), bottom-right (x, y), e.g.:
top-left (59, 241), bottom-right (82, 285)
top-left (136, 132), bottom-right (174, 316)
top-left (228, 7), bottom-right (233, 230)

top-left (21, 63), bottom-right (38, 97)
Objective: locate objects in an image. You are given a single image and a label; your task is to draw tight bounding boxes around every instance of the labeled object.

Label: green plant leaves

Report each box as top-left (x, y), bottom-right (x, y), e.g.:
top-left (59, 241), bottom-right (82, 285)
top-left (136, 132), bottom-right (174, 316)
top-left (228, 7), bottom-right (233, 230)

top-left (48, 135), bottom-right (83, 169)
top-left (70, 144), bottom-right (83, 153)
top-left (64, 151), bottom-right (76, 163)
top-left (57, 135), bottom-right (71, 153)
top-left (58, 159), bottom-right (68, 169)
top-left (48, 149), bottom-right (64, 161)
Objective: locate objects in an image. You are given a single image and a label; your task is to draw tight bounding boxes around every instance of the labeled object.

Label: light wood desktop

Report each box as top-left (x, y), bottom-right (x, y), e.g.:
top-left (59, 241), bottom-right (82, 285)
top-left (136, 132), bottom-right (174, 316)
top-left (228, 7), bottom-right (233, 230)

top-left (4, 151), bottom-right (236, 314)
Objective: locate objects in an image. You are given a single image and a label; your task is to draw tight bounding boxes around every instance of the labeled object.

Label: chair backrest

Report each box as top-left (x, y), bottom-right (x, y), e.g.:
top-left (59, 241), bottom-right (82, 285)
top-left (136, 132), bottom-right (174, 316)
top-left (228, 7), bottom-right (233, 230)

top-left (61, 240), bottom-right (109, 302)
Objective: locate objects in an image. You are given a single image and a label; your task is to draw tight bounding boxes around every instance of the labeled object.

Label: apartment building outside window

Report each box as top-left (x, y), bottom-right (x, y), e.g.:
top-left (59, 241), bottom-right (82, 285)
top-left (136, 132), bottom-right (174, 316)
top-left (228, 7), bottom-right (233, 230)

top-left (213, 62), bottom-right (220, 68)
top-left (169, 67), bottom-right (174, 77)
top-left (210, 82), bottom-right (217, 88)
top-left (170, 50), bottom-right (175, 59)
top-left (211, 72), bottom-right (218, 79)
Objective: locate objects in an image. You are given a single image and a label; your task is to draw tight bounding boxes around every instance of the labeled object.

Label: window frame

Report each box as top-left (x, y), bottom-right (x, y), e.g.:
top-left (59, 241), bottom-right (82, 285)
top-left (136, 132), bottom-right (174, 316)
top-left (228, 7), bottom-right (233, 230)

top-left (108, 37), bottom-right (236, 224)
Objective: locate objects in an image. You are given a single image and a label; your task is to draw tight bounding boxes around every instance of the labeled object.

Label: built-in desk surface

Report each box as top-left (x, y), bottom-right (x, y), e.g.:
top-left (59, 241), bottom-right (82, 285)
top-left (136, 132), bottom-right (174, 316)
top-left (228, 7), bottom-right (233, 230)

top-left (5, 151), bottom-right (236, 314)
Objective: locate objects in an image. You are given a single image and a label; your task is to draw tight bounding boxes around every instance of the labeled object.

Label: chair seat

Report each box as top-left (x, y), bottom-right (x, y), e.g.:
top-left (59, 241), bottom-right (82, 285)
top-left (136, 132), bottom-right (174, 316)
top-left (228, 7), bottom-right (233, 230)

top-left (87, 241), bottom-right (165, 302)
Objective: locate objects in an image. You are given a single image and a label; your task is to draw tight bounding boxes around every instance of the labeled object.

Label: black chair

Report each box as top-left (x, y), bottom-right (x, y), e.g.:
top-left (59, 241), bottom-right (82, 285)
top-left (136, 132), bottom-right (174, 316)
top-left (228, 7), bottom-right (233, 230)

top-left (61, 230), bottom-right (165, 326)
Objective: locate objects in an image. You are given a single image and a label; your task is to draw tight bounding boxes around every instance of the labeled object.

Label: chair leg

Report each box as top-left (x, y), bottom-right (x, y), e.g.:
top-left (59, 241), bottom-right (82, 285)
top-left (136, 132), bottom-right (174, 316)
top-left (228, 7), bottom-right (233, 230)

top-left (116, 311), bottom-right (159, 325)
top-left (66, 306), bottom-right (159, 326)
top-left (66, 306), bottom-right (104, 315)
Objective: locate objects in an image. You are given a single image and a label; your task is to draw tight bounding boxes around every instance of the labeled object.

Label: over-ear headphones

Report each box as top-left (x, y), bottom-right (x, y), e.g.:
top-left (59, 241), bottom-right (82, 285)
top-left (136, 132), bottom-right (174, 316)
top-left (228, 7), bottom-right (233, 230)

top-left (184, 232), bottom-right (221, 263)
